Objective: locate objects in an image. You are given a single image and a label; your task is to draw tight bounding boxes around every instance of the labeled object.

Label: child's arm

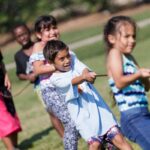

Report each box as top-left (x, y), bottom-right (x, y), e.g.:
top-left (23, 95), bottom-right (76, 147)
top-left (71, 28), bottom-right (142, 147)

top-left (108, 49), bottom-right (150, 89)
top-left (72, 68), bottom-right (96, 85)
top-left (70, 51), bottom-right (95, 85)
top-left (17, 73), bottom-right (36, 82)
top-left (1, 60), bottom-right (11, 90)
top-left (32, 43), bottom-right (55, 76)
top-left (32, 60), bottom-right (55, 76)
top-left (131, 55), bottom-right (150, 91)
top-left (4, 73), bottom-right (11, 90)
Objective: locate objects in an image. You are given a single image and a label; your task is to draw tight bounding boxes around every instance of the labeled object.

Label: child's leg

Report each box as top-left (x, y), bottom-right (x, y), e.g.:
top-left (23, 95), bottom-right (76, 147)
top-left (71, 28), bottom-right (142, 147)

top-left (35, 86), bottom-right (64, 138)
top-left (111, 133), bottom-right (132, 150)
top-left (107, 126), bottom-right (132, 150)
top-left (49, 112), bottom-right (64, 138)
top-left (10, 132), bottom-right (18, 147)
top-left (2, 136), bottom-right (15, 150)
top-left (63, 122), bottom-right (79, 150)
top-left (41, 87), bottom-right (79, 150)
top-left (88, 141), bottom-right (101, 150)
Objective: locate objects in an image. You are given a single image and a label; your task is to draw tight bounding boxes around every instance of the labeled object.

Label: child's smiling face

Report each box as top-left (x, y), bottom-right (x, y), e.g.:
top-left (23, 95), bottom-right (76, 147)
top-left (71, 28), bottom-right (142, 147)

top-left (113, 23), bottom-right (136, 54)
top-left (37, 25), bottom-right (60, 42)
top-left (13, 26), bottom-right (31, 46)
top-left (54, 49), bottom-right (71, 72)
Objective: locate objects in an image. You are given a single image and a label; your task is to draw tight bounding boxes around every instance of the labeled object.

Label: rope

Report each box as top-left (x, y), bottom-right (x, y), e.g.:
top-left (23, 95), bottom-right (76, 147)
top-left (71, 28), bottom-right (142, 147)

top-left (96, 74), bottom-right (107, 77)
top-left (12, 74), bottom-right (107, 97)
top-left (0, 74), bottom-right (107, 98)
top-left (13, 82), bottom-right (31, 98)
top-left (0, 82), bottom-right (30, 98)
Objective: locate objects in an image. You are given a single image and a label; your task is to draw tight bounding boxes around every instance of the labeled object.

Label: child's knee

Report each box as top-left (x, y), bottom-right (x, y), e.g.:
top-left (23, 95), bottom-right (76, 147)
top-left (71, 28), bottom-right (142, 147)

top-left (88, 141), bottom-right (101, 150)
top-left (112, 134), bottom-right (132, 150)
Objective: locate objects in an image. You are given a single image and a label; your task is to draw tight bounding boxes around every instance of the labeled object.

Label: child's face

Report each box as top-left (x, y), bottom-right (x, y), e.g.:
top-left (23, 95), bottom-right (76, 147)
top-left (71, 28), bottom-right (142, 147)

top-left (54, 49), bottom-right (71, 72)
top-left (37, 25), bottom-right (59, 42)
top-left (13, 26), bottom-right (31, 46)
top-left (112, 23), bottom-right (136, 54)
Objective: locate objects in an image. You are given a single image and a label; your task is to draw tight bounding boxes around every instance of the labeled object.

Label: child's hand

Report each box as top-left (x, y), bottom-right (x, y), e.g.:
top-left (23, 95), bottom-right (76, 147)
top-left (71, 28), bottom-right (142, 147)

top-left (49, 64), bottom-right (56, 72)
top-left (28, 73), bottom-right (37, 83)
top-left (4, 74), bottom-right (11, 90)
top-left (82, 69), bottom-right (97, 83)
top-left (46, 63), bottom-right (56, 72)
top-left (138, 68), bottom-right (150, 78)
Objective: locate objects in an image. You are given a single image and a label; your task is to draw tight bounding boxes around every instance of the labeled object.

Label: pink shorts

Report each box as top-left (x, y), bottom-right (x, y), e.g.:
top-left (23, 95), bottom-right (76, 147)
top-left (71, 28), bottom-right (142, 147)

top-left (0, 95), bottom-right (22, 138)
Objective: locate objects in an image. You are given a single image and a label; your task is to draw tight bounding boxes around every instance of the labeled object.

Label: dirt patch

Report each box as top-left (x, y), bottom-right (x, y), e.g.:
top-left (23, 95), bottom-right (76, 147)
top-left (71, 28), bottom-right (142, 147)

top-left (58, 4), bottom-right (150, 32)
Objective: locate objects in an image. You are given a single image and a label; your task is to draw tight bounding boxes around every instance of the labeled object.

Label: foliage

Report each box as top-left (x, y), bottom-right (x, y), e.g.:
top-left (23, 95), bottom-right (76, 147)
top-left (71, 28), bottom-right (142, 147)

top-left (1, 0), bottom-right (147, 33)
top-left (0, 0), bottom-right (109, 33)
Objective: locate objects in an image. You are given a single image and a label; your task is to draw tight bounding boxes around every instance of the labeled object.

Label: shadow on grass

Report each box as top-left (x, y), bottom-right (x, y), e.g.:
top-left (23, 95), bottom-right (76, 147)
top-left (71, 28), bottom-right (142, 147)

top-left (19, 127), bottom-right (54, 150)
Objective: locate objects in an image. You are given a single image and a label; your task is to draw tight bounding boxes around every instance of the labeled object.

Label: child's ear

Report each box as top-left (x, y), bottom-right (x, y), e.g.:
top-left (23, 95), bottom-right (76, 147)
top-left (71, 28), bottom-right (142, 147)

top-left (108, 34), bottom-right (116, 44)
top-left (36, 32), bottom-right (42, 39)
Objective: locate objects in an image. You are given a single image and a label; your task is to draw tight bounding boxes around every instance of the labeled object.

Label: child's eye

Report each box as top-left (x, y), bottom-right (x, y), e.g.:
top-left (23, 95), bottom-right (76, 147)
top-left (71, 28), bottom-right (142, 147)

top-left (60, 58), bottom-right (64, 61)
top-left (52, 26), bottom-right (57, 29)
top-left (133, 34), bottom-right (136, 39)
top-left (125, 35), bottom-right (129, 38)
top-left (45, 28), bottom-right (49, 31)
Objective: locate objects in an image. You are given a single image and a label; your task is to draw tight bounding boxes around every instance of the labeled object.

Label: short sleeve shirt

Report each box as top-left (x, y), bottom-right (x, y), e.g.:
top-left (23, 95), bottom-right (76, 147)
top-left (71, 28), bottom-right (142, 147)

top-left (14, 49), bottom-right (30, 75)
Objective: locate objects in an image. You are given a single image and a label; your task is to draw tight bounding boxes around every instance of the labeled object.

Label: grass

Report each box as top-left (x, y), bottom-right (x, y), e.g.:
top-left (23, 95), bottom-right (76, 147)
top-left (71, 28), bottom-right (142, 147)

top-left (1, 9), bottom-right (150, 150)
top-left (61, 8), bottom-right (150, 45)
top-left (1, 35), bottom-right (150, 150)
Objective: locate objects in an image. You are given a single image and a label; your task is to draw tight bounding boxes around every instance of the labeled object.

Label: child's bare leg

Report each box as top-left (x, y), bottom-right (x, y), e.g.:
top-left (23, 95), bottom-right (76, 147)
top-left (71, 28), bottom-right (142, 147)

top-left (2, 136), bottom-right (15, 150)
top-left (49, 112), bottom-right (64, 138)
top-left (88, 141), bottom-right (101, 150)
top-left (111, 133), bottom-right (133, 150)
top-left (10, 133), bottom-right (18, 147)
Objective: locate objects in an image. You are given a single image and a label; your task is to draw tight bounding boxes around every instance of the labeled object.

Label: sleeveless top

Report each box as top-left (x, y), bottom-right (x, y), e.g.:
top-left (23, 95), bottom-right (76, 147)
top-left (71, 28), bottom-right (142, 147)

top-left (29, 51), bottom-right (52, 89)
top-left (108, 55), bottom-right (148, 112)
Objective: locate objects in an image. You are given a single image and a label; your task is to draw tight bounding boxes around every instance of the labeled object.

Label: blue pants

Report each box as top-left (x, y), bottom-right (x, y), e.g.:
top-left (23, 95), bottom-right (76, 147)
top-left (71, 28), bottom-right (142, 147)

top-left (41, 86), bottom-right (79, 150)
top-left (120, 107), bottom-right (150, 150)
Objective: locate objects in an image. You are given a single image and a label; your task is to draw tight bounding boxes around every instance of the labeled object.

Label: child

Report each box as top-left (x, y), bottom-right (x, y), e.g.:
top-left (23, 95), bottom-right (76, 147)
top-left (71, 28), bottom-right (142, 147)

top-left (104, 15), bottom-right (150, 150)
top-left (29, 15), bottom-right (84, 150)
top-left (12, 23), bottom-right (64, 139)
top-left (0, 50), bottom-right (22, 150)
top-left (43, 40), bottom-right (133, 150)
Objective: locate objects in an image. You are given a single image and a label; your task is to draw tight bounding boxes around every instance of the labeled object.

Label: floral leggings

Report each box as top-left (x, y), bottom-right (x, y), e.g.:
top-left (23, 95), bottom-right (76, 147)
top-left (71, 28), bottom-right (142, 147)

top-left (41, 86), bottom-right (79, 150)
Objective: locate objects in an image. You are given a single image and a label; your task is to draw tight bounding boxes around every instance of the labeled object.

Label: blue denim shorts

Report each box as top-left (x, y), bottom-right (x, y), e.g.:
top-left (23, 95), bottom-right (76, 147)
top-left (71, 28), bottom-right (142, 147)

top-left (120, 107), bottom-right (150, 150)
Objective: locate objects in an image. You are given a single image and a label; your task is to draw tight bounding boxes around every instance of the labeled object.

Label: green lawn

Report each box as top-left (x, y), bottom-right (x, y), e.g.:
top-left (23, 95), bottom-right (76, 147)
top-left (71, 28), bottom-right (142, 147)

top-left (1, 9), bottom-right (150, 150)
top-left (1, 35), bottom-right (150, 150)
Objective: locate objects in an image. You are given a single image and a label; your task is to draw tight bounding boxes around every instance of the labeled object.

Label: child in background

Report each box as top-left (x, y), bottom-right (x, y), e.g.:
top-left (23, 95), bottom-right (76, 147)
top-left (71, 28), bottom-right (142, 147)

top-left (0, 50), bottom-right (22, 150)
top-left (43, 40), bottom-right (133, 150)
top-left (104, 15), bottom-right (150, 150)
top-left (30, 15), bottom-right (84, 150)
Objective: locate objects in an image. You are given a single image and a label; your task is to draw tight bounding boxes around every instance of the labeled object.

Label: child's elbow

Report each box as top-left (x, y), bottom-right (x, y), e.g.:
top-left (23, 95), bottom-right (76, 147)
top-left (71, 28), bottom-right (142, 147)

top-left (115, 82), bottom-right (124, 90)
top-left (33, 68), bottom-right (40, 76)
